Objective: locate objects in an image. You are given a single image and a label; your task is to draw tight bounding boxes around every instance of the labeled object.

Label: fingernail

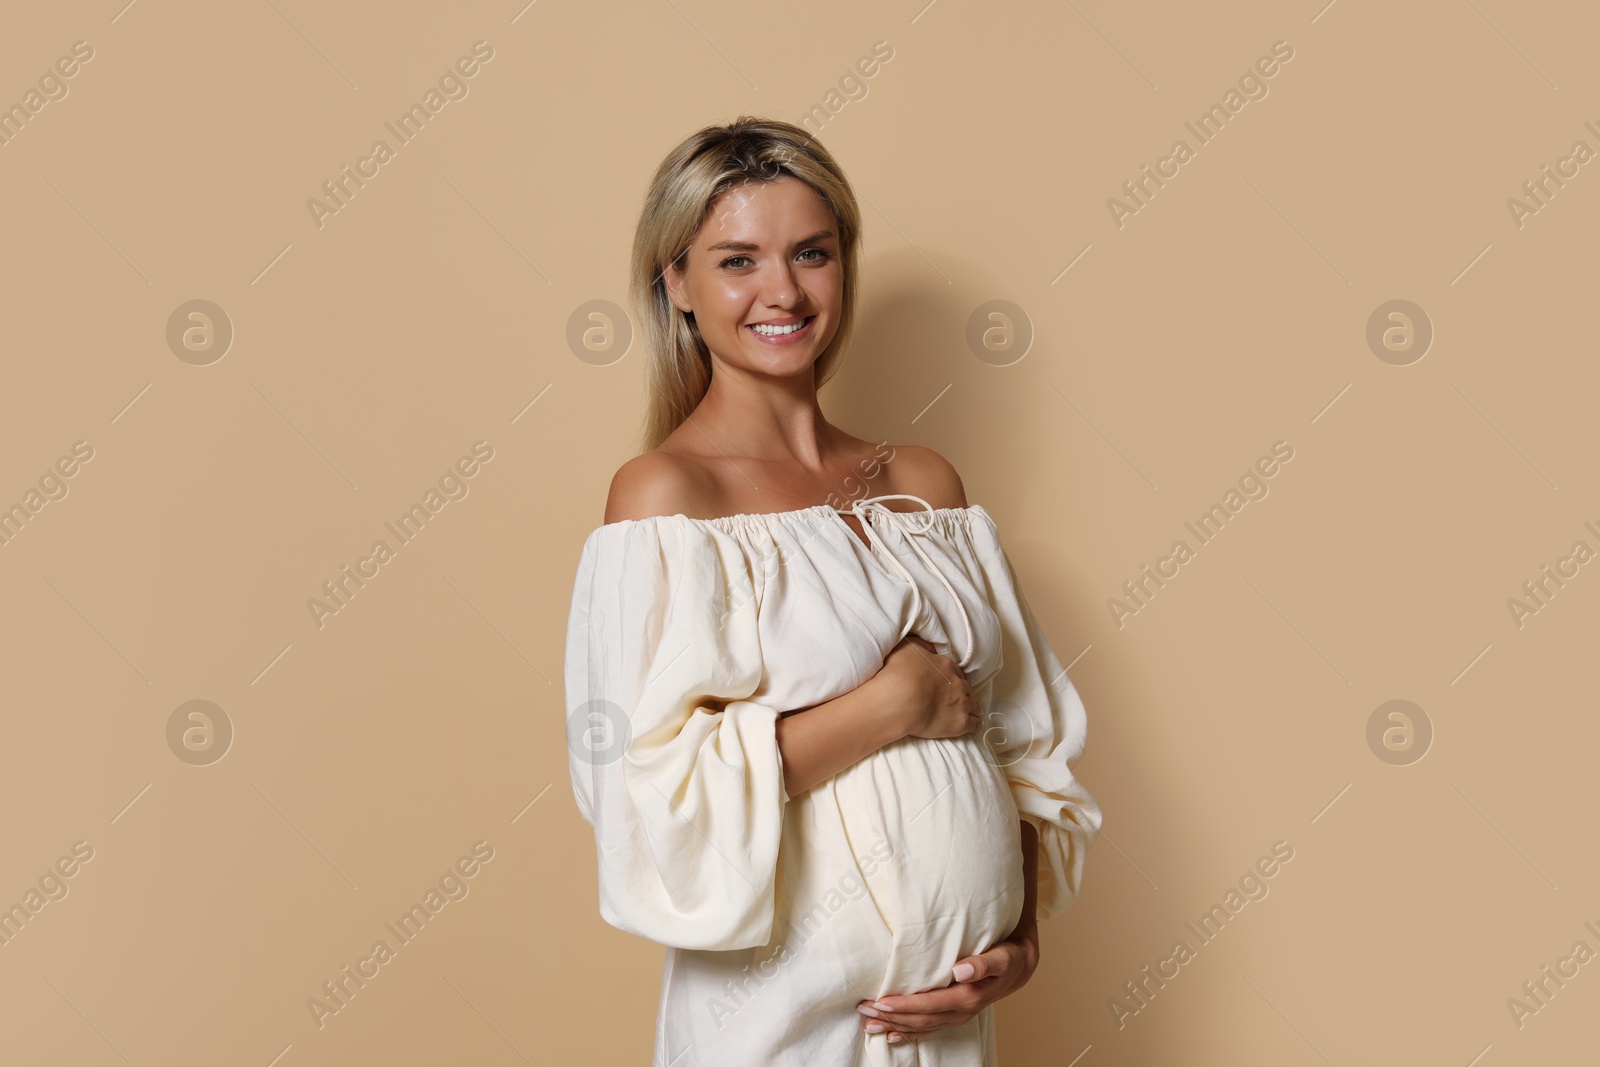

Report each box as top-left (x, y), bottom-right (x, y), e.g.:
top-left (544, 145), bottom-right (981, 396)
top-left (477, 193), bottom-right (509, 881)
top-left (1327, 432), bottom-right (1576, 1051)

top-left (952, 963), bottom-right (976, 981)
top-left (873, 1001), bottom-right (895, 1012)
top-left (864, 1022), bottom-right (885, 1033)
top-left (856, 1005), bottom-right (878, 1018)
top-left (887, 1033), bottom-right (904, 1043)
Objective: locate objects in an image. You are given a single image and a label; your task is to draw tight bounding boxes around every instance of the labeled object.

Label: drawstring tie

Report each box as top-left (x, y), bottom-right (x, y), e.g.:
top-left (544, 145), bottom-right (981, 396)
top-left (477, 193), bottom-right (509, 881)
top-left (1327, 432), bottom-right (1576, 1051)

top-left (835, 493), bottom-right (974, 668)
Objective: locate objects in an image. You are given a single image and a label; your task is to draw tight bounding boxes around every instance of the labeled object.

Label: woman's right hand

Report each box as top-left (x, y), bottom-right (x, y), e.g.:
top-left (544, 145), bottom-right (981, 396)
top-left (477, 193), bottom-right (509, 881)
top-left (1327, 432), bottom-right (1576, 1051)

top-left (873, 634), bottom-right (980, 741)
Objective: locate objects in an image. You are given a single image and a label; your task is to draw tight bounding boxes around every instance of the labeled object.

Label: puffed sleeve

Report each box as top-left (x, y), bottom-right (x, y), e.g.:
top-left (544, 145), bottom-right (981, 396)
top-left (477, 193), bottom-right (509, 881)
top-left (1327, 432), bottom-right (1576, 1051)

top-left (968, 509), bottom-right (1102, 921)
top-left (563, 517), bottom-right (789, 951)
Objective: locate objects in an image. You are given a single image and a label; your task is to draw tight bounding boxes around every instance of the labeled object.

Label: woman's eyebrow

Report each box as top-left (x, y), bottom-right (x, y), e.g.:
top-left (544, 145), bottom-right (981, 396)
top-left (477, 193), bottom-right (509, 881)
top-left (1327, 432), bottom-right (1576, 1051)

top-left (705, 229), bottom-right (836, 253)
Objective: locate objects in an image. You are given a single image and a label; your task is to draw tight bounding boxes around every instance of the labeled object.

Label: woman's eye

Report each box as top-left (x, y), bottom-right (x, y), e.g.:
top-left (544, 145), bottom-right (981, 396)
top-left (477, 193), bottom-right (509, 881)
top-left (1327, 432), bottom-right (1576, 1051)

top-left (720, 249), bottom-right (833, 270)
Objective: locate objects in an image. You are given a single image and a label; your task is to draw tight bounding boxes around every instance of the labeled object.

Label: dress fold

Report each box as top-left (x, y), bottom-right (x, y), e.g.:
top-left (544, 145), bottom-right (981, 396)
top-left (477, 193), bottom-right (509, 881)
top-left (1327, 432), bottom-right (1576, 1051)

top-left (563, 498), bottom-right (1100, 1065)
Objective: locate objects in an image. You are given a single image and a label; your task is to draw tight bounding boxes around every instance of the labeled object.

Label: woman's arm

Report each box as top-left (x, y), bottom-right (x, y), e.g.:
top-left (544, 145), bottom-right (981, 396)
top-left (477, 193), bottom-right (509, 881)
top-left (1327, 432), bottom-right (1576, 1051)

top-left (775, 634), bottom-right (980, 799)
top-left (1005, 819), bottom-right (1041, 961)
top-left (774, 678), bottom-right (906, 799)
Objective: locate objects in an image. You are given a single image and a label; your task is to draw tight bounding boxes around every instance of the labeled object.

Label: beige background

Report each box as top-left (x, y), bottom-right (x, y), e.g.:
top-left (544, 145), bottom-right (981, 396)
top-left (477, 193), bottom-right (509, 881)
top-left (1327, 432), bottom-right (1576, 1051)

top-left (2, 0), bottom-right (1596, 1064)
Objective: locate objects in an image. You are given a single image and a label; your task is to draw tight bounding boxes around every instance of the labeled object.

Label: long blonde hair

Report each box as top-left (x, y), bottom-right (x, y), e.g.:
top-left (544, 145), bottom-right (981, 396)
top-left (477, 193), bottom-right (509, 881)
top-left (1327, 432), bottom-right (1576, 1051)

top-left (629, 116), bottom-right (862, 453)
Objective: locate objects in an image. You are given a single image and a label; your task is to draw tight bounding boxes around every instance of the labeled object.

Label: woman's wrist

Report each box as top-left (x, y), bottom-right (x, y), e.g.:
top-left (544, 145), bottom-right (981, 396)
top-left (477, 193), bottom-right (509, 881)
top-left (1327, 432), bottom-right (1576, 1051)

top-left (1006, 917), bottom-right (1041, 973)
top-left (862, 673), bottom-right (911, 747)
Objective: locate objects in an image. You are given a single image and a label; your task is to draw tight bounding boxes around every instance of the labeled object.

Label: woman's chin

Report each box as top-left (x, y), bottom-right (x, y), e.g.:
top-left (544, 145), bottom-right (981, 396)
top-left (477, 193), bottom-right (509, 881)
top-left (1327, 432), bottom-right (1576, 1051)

top-left (719, 345), bottom-right (827, 379)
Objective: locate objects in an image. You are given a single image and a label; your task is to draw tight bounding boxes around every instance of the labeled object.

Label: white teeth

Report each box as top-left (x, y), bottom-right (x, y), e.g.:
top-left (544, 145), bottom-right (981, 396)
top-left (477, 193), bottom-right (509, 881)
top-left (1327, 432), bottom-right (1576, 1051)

top-left (750, 317), bottom-right (808, 336)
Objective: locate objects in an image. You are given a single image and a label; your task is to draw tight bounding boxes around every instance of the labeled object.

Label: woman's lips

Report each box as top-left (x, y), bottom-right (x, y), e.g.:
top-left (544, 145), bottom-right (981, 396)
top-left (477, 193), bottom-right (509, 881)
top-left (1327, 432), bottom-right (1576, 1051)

top-left (746, 316), bottom-right (814, 345)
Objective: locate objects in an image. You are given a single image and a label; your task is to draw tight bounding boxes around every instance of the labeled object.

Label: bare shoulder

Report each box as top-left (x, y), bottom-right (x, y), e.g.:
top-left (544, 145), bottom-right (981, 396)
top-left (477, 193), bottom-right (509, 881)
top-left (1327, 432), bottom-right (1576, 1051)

top-left (602, 451), bottom-right (715, 524)
top-left (885, 443), bottom-right (969, 510)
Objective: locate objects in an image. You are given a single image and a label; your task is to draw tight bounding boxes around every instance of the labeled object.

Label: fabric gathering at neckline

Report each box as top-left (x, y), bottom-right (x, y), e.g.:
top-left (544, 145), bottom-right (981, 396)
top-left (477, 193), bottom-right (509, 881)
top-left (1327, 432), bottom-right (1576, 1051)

top-left (586, 493), bottom-right (992, 673)
top-left (590, 499), bottom-right (992, 534)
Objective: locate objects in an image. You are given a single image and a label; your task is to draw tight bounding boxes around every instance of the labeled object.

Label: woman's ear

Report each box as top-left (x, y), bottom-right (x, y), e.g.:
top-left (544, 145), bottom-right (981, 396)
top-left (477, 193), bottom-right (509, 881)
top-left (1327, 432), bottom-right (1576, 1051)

top-left (662, 257), bottom-right (691, 314)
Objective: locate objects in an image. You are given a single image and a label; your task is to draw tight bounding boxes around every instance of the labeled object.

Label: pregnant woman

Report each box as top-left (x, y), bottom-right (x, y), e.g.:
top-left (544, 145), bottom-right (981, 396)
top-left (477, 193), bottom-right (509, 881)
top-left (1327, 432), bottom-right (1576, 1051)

top-left (564, 117), bottom-right (1101, 1065)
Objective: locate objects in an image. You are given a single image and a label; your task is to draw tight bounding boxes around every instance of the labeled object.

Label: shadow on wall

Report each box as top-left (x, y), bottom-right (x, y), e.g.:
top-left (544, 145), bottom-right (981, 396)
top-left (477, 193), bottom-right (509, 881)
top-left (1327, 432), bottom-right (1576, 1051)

top-left (826, 245), bottom-right (1198, 1063)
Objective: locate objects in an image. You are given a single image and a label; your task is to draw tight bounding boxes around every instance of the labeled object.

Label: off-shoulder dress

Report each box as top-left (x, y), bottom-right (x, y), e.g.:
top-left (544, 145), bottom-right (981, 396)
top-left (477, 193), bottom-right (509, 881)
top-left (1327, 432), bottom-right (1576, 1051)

top-left (563, 493), bottom-right (1101, 1066)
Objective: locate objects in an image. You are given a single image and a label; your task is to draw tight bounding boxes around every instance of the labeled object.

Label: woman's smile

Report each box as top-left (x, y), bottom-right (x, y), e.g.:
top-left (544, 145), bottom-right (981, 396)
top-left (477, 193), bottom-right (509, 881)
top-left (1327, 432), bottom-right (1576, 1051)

top-left (746, 314), bottom-right (816, 345)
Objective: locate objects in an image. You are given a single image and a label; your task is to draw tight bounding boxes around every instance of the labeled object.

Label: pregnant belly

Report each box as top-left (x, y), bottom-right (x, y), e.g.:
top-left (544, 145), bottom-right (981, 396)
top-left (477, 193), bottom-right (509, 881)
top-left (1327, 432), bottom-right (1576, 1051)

top-left (832, 731), bottom-right (1026, 995)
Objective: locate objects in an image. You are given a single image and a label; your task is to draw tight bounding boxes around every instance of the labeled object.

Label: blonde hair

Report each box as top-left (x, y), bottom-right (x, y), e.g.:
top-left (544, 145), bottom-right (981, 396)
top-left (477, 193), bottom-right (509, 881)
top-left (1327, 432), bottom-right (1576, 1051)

top-left (628, 116), bottom-right (862, 453)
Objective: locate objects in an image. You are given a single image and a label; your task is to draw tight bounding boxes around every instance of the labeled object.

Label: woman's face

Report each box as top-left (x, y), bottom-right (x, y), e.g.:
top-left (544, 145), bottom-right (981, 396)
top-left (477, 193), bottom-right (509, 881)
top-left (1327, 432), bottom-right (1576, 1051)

top-left (664, 175), bottom-right (843, 379)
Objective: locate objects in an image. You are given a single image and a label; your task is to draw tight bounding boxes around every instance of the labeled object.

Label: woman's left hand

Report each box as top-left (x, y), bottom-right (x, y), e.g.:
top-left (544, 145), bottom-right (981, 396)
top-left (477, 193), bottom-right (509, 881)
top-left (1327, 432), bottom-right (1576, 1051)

top-left (856, 922), bottom-right (1040, 1044)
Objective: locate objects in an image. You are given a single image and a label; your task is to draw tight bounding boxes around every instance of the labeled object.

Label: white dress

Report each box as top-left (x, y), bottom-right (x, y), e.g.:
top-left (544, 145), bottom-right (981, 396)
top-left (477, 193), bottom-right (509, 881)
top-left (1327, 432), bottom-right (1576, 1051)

top-left (563, 493), bottom-right (1101, 1066)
